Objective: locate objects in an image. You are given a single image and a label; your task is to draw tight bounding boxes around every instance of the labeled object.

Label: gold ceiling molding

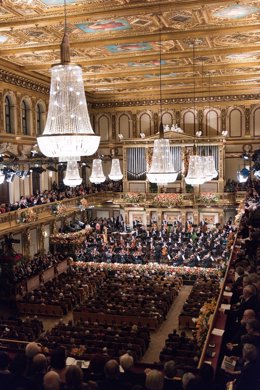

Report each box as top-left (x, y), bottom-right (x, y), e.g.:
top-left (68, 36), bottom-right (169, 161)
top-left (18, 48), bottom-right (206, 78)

top-left (91, 93), bottom-right (260, 109)
top-left (0, 68), bottom-right (49, 95)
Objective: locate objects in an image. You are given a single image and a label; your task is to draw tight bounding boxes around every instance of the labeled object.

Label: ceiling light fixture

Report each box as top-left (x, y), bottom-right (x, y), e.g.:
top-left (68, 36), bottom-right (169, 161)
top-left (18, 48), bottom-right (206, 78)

top-left (185, 45), bottom-right (206, 186)
top-left (89, 159), bottom-right (106, 184)
top-left (63, 157), bottom-right (82, 187)
top-left (147, 20), bottom-right (178, 185)
top-left (108, 158), bottom-right (123, 181)
top-left (37, 0), bottom-right (100, 186)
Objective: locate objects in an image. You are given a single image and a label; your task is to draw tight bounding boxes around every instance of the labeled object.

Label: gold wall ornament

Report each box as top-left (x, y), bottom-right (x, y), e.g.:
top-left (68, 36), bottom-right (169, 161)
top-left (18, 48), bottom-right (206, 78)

top-left (245, 107), bottom-right (251, 136)
top-left (183, 147), bottom-right (191, 177)
top-left (146, 146), bottom-right (153, 169)
top-left (0, 69), bottom-right (49, 95)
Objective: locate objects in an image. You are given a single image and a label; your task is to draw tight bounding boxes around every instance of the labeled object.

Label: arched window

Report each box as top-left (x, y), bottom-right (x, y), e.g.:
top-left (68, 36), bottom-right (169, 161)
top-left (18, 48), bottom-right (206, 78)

top-left (21, 100), bottom-right (30, 135)
top-left (36, 103), bottom-right (44, 135)
top-left (5, 95), bottom-right (14, 134)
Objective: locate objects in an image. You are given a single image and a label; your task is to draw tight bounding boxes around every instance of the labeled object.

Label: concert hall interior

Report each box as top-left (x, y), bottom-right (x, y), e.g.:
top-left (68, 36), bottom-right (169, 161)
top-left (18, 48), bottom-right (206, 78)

top-left (0, 1), bottom-right (259, 390)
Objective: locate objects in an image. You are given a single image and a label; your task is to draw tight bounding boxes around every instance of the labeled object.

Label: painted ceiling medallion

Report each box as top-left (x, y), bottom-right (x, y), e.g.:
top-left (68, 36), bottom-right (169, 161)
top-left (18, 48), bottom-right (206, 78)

top-left (226, 53), bottom-right (258, 61)
top-left (77, 19), bottom-right (131, 33)
top-left (0, 35), bottom-right (8, 43)
top-left (213, 4), bottom-right (259, 19)
top-left (106, 42), bottom-right (152, 53)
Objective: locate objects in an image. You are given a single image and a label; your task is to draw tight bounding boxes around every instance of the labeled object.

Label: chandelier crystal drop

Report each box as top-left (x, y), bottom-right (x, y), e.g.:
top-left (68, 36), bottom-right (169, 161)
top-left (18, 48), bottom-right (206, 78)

top-left (108, 159), bottom-right (123, 181)
top-left (147, 138), bottom-right (178, 185)
top-left (202, 156), bottom-right (213, 182)
top-left (63, 158), bottom-right (82, 187)
top-left (89, 159), bottom-right (106, 184)
top-left (208, 155), bottom-right (218, 179)
top-left (185, 155), bottom-right (206, 186)
top-left (0, 170), bottom-right (5, 184)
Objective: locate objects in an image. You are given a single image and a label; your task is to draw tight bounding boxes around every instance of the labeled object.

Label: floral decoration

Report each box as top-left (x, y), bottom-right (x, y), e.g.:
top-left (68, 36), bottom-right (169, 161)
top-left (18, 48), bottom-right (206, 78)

top-left (50, 227), bottom-right (92, 245)
top-left (123, 192), bottom-right (145, 204)
top-left (234, 200), bottom-right (244, 225)
top-left (197, 192), bottom-right (219, 204)
top-left (195, 298), bottom-right (217, 347)
top-left (19, 208), bottom-right (38, 223)
top-left (153, 193), bottom-right (183, 208)
top-left (70, 345), bottom-right (86, 356)
top-left (74, 262), bottom-right (220, 279)
top-left (52, 201), bottom-right (67, 217)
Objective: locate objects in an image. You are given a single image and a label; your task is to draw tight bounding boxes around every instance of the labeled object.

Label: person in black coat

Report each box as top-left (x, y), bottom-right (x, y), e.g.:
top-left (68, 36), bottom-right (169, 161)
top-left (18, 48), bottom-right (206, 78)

top-left (232, 343), bottom-right (260, 390)
top-left (0, 352), bottom-right (12, 390)
top-left (163, 360), bottom-right (181, 390)
top-left (98, 359), bottom-right (131, 390)
top-left (119, 353), bottom-right (146, 388)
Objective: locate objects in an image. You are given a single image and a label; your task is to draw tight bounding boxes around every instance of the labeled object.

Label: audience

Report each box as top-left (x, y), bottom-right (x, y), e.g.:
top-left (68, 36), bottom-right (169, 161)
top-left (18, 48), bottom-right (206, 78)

top-left (43, 371), bottom-right (61, 390)
top-left (0, 351), bottom-right (12, 390)
top-left (145, 369), bottom-right (164, 390)
top-left (0, 180), bottom-right (122, 215)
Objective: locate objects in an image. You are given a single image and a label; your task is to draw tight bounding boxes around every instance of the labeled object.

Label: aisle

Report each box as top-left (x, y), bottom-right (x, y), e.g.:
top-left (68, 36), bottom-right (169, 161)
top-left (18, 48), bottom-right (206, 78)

top-left (141, 285), bottom-right (193, 363)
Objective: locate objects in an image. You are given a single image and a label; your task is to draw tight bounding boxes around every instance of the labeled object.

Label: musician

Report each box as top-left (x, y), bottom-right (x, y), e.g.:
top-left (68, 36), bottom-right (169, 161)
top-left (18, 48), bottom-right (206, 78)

top-left (91, 247), bottom-right (100, 262)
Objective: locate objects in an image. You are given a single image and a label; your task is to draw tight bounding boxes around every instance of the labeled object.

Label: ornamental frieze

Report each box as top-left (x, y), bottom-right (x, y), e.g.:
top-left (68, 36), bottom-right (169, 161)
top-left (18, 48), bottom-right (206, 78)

top-left (92, 93), bottom-right (260, 109)
top-left (0, 69), bottom-right (49, 95)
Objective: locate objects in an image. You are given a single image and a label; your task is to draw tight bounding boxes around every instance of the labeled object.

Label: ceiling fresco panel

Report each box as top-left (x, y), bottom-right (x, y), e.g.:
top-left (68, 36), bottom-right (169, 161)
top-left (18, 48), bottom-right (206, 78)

top-left (0, 0), bottom-right (259, 99)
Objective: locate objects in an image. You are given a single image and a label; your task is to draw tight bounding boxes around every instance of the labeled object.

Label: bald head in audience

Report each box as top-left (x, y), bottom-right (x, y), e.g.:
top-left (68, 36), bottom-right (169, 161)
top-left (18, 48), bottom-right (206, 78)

top-left (241, 309), bottom-right (256, 325)
top-left (25, 342), bottom-right (41, 359)
top-left (104, 359), bottom-right (120, 379)
top-left (32, 353), bottom-right (47, 373)
top-left (43, 371), bottom-right (60, 390)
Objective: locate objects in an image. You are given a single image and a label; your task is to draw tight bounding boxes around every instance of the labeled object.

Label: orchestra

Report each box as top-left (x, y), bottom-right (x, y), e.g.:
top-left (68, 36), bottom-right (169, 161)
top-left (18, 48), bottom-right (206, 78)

top-left (74, 216), bottom-right (231, 268)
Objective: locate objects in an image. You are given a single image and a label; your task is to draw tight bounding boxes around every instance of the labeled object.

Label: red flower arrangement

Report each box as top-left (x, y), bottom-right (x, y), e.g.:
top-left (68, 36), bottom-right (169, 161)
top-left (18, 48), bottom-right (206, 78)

top-left (153, 193), bottom-right (183, 208)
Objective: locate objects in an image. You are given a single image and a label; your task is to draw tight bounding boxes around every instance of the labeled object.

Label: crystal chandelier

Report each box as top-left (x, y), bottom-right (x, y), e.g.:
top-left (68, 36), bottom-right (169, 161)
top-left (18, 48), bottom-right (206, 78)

top-left (201, 156), bottom-right (212, 182)
top-left (208, 155), bottom-right (218, 179)
top-left (89, 159), bottom-right (106, 184)
top-left (37, 1), bottom-right (100, 162)
top-left (109, 159), bottom-right (123, 181)
top-left (63, 158), bottom-right (82, 187)
top-left (201, 154), bottom-right (218, 182)
top-left (147, 132), bottom-right (178, 185)
top-left (147, 27), bottom-right (177, 186)
top-left (185, 155), bottom-right (206, 185)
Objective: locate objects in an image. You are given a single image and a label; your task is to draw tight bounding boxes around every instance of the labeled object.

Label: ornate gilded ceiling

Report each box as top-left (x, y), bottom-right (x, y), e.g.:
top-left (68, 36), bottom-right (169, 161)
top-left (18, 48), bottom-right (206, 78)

top-left (0, 0), bottom-right (259, 101)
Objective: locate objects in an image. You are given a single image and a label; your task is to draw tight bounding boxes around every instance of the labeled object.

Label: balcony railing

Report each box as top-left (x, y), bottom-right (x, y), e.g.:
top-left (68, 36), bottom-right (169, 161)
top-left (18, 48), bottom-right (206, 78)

top-left (0, 191), bottom-right (244, 235)
top-left (0, 192), bottom-right (114, 235)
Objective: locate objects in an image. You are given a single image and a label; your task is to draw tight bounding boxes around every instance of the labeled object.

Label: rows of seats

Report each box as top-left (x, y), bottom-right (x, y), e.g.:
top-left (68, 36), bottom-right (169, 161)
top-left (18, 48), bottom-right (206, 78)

top-left (16, 266), bottom-right (106, 316)
top-left (73, 265), bottom-right (182, 329)
top-left (0, 317), bottom-right (43, 342)
top-left (39, 320), bottom-right (150, 362)
top-left (179, 277), bottom-right (220, 329)
top-left (159, 330), bottom-right (201, 370)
